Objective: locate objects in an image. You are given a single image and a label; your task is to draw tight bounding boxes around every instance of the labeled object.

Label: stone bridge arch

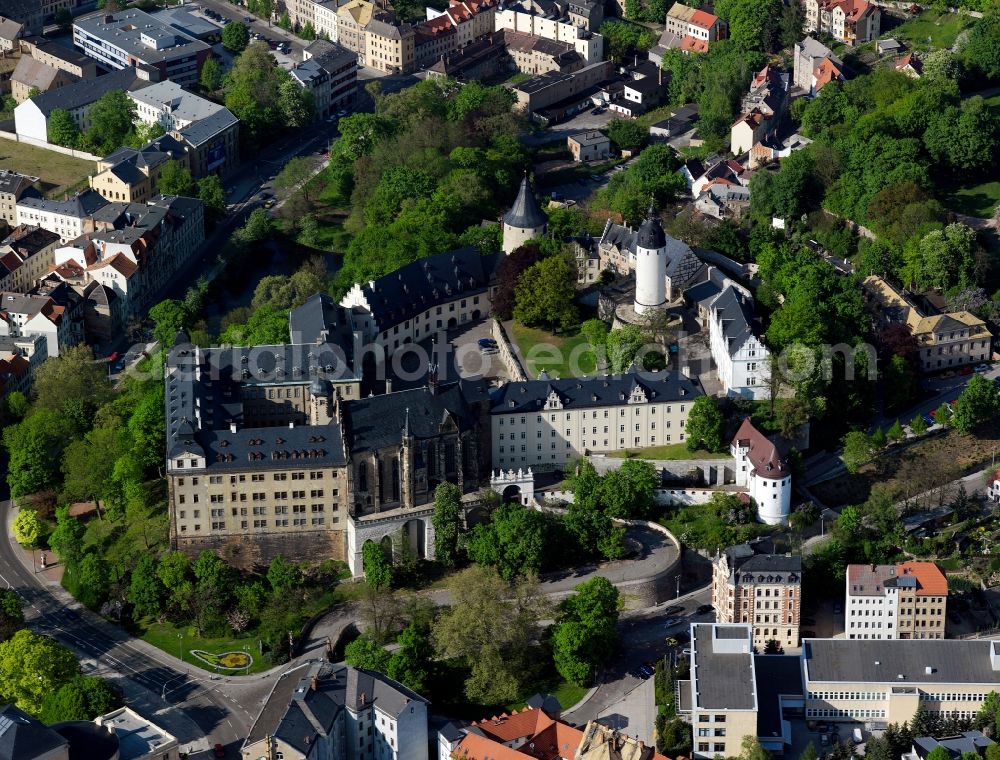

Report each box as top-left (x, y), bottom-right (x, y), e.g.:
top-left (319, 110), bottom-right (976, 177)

top-left (490, 468), bottom-right (535, 506)
top-left (347, 509), bottom-right (436, 576)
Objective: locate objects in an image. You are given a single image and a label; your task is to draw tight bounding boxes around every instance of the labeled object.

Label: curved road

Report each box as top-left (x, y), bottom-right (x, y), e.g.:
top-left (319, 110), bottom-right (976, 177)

top-left (0, 502), bottom-right (252, 757)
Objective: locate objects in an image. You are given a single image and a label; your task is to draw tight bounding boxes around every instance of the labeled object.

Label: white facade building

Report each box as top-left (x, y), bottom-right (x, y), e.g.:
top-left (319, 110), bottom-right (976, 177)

top-left (128, 79), bottom-right (235, 132)
top-left (489, 371), bottom-right (701, 470)
top-left (731, 417), bottom-right (791, 525)
top-left (16, 190), bottom-right (108, 244)
top-left (705, 284), bottom-right (769, 400)
top-left (845, 562), bottom-right (948, 640)
top-left (494, 8), bottom-right (603, 62)
top-left (633, 204), bottom-right (667, 315)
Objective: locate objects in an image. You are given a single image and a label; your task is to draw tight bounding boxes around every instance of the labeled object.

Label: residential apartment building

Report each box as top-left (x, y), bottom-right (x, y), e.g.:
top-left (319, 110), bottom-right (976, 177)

top-left (14, 67), bottom-right (153, 145)
top-left (0, 170), bottom-right (38, 229)
top-left (0, 16), bottom-right (27, 51)
top-left (495, 5), bottom-right (603, 62)
top-left (241, 661), bottom-right (429, 760)
top-left (568, 130), bottom-right (610, 161)
top-left (802, 0), bottom-right (880, 45)
top-left (502, 30), bottom-right (583, 75)
top-left (10, 35), bottom-right (98, 102)
top-left (16, 189), bottom-right (108, 243)
top-left (0, 290), bottom-right (83, 357)
top-left (660, 1), bottom-right (727, 54)
top-left (0, 225), bottom-right (59, 293)
top-left (10, 57), bottom-right (79, 104)
top-left (863, 275), bottom-right (993, 373)
top-left (73, 9), bottom-right (211, 86)
top-left (89, 134), bottom-right (190, 204)
top-left (489, 371), bottom-right (701, 470)
top-left (802, 637), bottom-right (1000, 723)
top-left (793, 36), bottom-right (844, 95)
top-left (712, 544), bottom-right (802, 650)
top-left (730, 64), bottom-right (789, 155)
top-left (0, 332), bottom-right (46, 398)
top-left (293, 40), bottom-right (358, 120)
top-left (845, 562), bottom-right (948, 640)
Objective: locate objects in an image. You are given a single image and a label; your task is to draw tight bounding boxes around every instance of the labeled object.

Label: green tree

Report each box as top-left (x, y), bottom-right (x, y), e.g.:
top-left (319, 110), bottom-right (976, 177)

top-left (4, 410), bottom-right (71, 498)
top-left (605, 325), bottom-right (645, 374)
top-left (910, 413), bottom-right (928, 435)
top-left (222, 21), bottom-right (250, 51)
top-left (12, 509), bottom-right (40, 548)
top-left (32, 344), bottom-right (110, 426)
top-left (5, 391), bottom-right (29, 420)
top-left (741, 735), bottom-right (770, 760)
top-left (606, 119), bottom-right (647, 151)
top-left (432, 482), bottom-right (462, 568)
top-left (40, 676), bottom-right (121, 723)
top-left (363, 541), bottom-right (393, 590)
top-left (47, 108), bottom-right (80, 147)
top-left (84, 90), bottom-right (136, 155)
top-left (48, 508), bottom-right (85, 568)
top-left (148, 299), bottom-right (192, 346)
top-left (513, 255), bottom-right (578, 331)
top-left (387, 623), bottom-right (432, 693)
top-left (234, 208), bottom-right (274, 246)
top-left (953, 374), bottom-right (1000, 433)
top-left (197, 175), bottom-right (227, 219)
top-left (870, 426), bottom-right (887, 450)
top-left (278, 76), bottom-right (314, 128)
top-left (76, 552), bottom-right (111, 609)
top-left (800, 743), bottom-right (817, 760)
top-left (431, 565), bottom-right (548, 705)
top-left (465, 503), bottom-right (547, 580)
top-left (934, 402), bottom-right (952, 428)
top-left (344, 632), bottom-right (391, 672)
top-left (841, 431), bottom-right (873, 474)
top-left (599, 459), bottom-right (658, 519)
top-left (157, 551), bottom-right (194, 616)
top-left (128, 554), bottom-right (164, 622)
top-left (552, 577), bottom-right (620, 686)
top-left (266, 555), bottom-right (302, 593)
top-left (685, 396), bottom-right (725, 452)
top-left (887, 419), bottom-right (905, 443)
top-left (927, 748), bottom-right (952, 760)
top-left (0, 630), bottom-right (79, 714)
top-left (0, 589), bottom-right (24, 643)
top-left (962, 9), bottom-right (1000, 80)
top-left (158, 160), bottom-right (196, 196)
top-left (714, 0), bottom-right (782, 50)
top-left (54, 7), bottom-right (72, 29)
top-left (200, 56), bottom-right (223, 92)
top-left (61, 425), bottom-right (118, 513)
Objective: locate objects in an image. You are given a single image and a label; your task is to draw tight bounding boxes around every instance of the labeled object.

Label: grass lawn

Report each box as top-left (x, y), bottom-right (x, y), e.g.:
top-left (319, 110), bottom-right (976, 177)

top-left (140, 620), bottom-right (272, 675)
top-left (0, 140), bottom-right (92, 198)
top-left (300, 219), bottom-right (350, 253)
top-left (509, 322), bottom-right (598, 378)
top-left (505, 679), bottom-right (588, 713)
top-left (607, 443), bottom-right (721, 460)
top-left (886, 10), bottom-right (973, 50)
top-left (945, 179), bottom-right (1000, 219)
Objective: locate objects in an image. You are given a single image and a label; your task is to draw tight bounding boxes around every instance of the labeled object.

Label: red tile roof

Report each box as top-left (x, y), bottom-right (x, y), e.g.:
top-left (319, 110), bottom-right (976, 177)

top-left (812, 57), bottom-right (843, 90)
top-left (732, 417), bottom-right (789, 479)
top-left (896, 561), bottom-right (948, 596)
top-left (689, 8), bottom-right (719, 28)
top-left (455, 708), bottom-right (586, 760)
top-left (680, 35), bottom-right (709, 53)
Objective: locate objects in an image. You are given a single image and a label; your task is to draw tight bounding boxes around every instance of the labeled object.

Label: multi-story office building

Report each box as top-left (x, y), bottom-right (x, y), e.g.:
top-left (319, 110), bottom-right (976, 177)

top-left (73, 9), bottom-right (210, 86)
top-left (489, 371), bottom-right (700, 470)
top-left (845, 562), bottom-right (948, 640)
top-left (712, 544), bottom-right (802, 650)
top-left (802, 637), bottom-right (1000, 723)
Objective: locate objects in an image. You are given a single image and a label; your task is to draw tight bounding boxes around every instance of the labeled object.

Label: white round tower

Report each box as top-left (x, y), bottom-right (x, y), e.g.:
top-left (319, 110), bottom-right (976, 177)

top-left (752, 469), bottom-right (792, 525)
top-left (502, 174), bottom-right (548, 255)
top-left (633, 202), bottom-right (667, 315)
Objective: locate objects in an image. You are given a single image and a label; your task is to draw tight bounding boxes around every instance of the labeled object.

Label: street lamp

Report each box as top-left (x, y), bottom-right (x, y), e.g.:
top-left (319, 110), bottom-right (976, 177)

top-left (177, 633), bottom-right (184, 664)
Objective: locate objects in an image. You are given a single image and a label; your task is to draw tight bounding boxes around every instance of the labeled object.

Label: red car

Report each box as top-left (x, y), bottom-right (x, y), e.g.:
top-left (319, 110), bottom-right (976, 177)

top-left (214, 744), bottom-right (226, 758)
top-left (959, 365), bottom-right (974, 375)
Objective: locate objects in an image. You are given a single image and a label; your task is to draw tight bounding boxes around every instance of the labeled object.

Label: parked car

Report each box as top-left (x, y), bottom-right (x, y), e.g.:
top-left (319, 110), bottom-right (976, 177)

top-left (959, 365), bottom-right (974, 375)
top-left (590, 107), bottom-right (602, 115)
top-left (665, 617), bottom-right (685, 627)
top-left (214, 744), bottom-right (226, 758)
top-left (665, 636), bottom-right (678, 647)
top-left (922, 414), bottom-right (935, 427)
top-left (975, 364), bottom-right (991, 373)
top-left (696, 604), bottom-right (713, 615)
top-left (663, 605), bottom-right (684, 615)
top-left (637, 664), bottom-right (655, 678)
top-left (478, 338), bottom-right (498, 349)
top-left (263, 198), bottom-right (276, 209)
top-left (336, 109), bottom-right (348, 117)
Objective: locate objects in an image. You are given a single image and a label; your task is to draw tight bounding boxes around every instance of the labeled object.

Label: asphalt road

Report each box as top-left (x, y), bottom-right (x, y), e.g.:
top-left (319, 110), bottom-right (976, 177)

top-left (0, 501), bottom-right (251, 757)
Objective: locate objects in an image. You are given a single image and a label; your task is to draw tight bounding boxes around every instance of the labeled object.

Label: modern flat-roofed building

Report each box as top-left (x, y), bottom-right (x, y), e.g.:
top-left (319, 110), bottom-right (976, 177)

top-left (802, 637), bottom-right (1000, 724)
top-left (73, 9), bottom-right (210, 87)
top-left (845, 562), bottom-right (948, 640)
top-left (712, 543), bottom-right (802, 650)
top-left (93, 707), bottom-right (180, 760)
top-left (687, 624), bottom-right (760, 759)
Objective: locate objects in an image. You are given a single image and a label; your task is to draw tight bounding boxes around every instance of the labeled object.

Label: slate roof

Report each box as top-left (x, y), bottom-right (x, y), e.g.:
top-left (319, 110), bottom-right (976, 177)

top-left (0, 703), bottom-right (69, 760)
top-left (346, 247), bottom-right (499, 332)
top-left (173, 107), bottom-right (238, 147)
top-left (912, 732), bottom-right (994, 760)
top-left (803, 638), bottom-right (1000, 684)
top-left (490, 370), bottom-right (701, 414)
top-left (27, 67), bottom-right (152, 117)
top-left (637, 203), bottom-right (666, 250)
top-left (707, 284), bottom-right (761, 357)
top-left (503, 175), bottom-right (547, 230)
top-left (17, 189), bottom-right (108, 219)
top-left (345, 667), bottom-right (428, 717)
top-left (0, 17), bottom-right (24, 41)
top-left (245, 662), bottom-right (346, 752)
top-left (690, 624), bottom-right (756, 710)
top-left (0, 170), bottom-right (36, 198)
top-left (289, 292), bottom-right (356, 357)
top-left (344, 382), bottom-right (479, 452)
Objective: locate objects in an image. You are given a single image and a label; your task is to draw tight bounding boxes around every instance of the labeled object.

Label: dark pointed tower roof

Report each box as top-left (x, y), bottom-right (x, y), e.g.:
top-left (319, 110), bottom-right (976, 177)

top-left (637, 201), bottom-right (666, 250)
top-left (503, 174), bottom-right (547, 229)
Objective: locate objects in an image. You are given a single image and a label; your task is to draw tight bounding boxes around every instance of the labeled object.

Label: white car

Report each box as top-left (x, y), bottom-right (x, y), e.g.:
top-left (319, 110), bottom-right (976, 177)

top-left (974, 364), bottom-right (991, 373)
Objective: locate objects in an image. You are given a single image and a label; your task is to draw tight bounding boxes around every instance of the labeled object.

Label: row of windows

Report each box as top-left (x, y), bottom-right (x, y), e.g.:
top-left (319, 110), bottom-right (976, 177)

top-left (180, 516), bottom-right (338, 532)
top-left (498, 421), bottom-right (678, 439)
top-left (808, 691), bottom-right (885, 701)
top-left (496, 434), bottom-right (683, 454)
top-left (806, 708), bottom-right (886, 719)
top-left (697, 743), bottom-right (727, 754)
top-left (180, 473), bottom-right (334, 486)
top-left (921, 693), bottom-right (992, 702)
top-left (498, 406), bottom-right (686, 424)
